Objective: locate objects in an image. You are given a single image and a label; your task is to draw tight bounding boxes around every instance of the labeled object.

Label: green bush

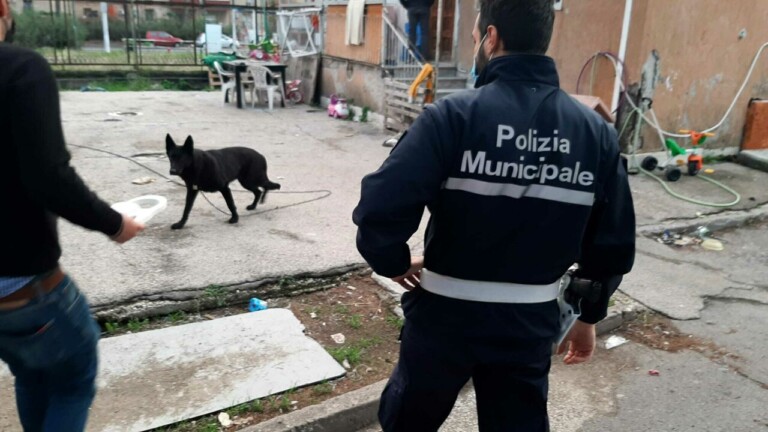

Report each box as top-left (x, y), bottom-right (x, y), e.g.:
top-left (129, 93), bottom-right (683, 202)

top-left (14, 11), bottom-right (86, 49)
top-left (79, 16), bottom-right (205, 42)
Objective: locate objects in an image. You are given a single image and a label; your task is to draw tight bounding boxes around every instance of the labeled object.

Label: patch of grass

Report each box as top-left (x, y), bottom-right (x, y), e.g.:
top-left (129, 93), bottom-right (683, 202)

top-left (313, 381), bottom-right (333, 396)
top-left (167, 311), bottom-right (187, 323)
top-left (386, 315), bottom-right (404, 330)
top-left (199, 421), bottom-right (219, 432)
top-left (204, 284), bottom-right (225, 296)
top-left (703, 155), bottom-right (735, 164)
top-left (278, 394), bottom-right (292, 412)
top-left (608, 298), bottom-right (617, 308)
top-left (357, 337), bottom-right (381, 350)
top-left (267, 395), bottom-right (280, 411)
top-left (161, 79), bottom-right (194, 91)
top-left (90, 77), bottom-right (153, 92)
top-left (347, 314), bottom-right (363, 329)
top-left (333, 304), bottom-right (350, 315)
top-left (279, 277), bottom-right (297, 288)
top-left (126, 318), bottom-right (150, 333)
top-left (105, 322), bottom-right (121, 334)
top-left (203, 285), bottom-right (227, 307)
top-left (251, 399), bottom-right (265, 413)
top-left (228, 403), bottom-right (249, 417)
top-left (328, 345), bottom-right (362, 365)
top-left (328, 336), bottom-right (382, 366)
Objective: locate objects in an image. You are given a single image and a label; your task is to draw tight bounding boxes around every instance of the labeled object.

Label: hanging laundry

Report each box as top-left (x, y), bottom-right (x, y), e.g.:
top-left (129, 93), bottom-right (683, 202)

top-left (345, 0), bottom-right (366, 45)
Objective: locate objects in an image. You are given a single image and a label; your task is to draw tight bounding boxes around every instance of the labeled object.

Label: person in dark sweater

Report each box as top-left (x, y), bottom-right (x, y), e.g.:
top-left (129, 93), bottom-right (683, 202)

top-left (0, 2), bottom-right (144, 430)
top-left (400, 0), bottom-right (435, 59)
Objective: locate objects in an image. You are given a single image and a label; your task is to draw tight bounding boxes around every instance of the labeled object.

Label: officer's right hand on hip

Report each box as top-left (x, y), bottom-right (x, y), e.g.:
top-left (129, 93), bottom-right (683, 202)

top-left (391, 256), bottom-right (424, 291)
top-left (556, 320), bottom-right (596, 365)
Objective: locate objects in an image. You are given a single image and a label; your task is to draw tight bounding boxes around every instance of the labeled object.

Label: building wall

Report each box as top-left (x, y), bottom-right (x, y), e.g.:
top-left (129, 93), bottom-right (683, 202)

top-left (548, 0), bottom-right (625, 106)
top-left (320, 56), bottom-right (385, 112)
top-left (452, 0), bottom-right (768, 150)
top-left (324, 4), bottom-right (383, 65)
top-left (625, 0), bottom-right (768, 149)
top-left (455, 0), bottom-right (476, 73)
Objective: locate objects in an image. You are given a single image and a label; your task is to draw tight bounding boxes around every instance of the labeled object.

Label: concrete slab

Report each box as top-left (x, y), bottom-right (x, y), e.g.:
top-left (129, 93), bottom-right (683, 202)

top-left (654, 220), bottom-right (768, 287)
top-left (620, 237), bottom-right (747, 320)
top-left (677, 298), bottom-right (768, 386)
top-left (0, 309), bottom-right (345, 432)
top-left (52, 92), bottom-right (418, 310)
top-left (628, 162), bottom-right (768, 227)
top-left (358, 340), bottom-right (632, 432)
top-left (360, 342), bottom-right (768, 432)
top-left (738, 149), bottom-right (768, 173)
top-left (580, 344), bottom-right (768, 432)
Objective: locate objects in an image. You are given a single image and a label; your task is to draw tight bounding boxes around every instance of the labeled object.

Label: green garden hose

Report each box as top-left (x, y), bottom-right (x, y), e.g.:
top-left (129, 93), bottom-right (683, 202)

top-left (623, 108), bottom-right (741, 208)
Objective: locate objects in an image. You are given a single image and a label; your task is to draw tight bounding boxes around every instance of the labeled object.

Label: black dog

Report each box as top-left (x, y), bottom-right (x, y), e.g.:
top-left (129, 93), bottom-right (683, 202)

top-left (165, 134), bottom-right (281, 229)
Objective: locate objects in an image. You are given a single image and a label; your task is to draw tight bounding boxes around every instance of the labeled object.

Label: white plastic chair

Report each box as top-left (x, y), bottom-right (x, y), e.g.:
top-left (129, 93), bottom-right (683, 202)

top-left (248, 65), bottom-right (284, 110)
top-left (213, 61), bottom-right (237, 106)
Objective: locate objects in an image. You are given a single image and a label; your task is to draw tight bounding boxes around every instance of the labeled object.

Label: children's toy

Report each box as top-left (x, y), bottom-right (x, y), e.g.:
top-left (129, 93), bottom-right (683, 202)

top-left (328, 94), bottom-right (350, 119)
top-left (286, 80), bottom-right (303, 104)
top-left (640, 129), bottom-right (715, 181)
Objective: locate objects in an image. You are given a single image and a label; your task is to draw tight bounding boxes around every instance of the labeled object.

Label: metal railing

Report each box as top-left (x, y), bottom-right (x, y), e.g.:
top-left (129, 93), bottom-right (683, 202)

top-left (14, 0), bottom-right (279, 68)
top-left (381, 13), bottom-right (423, 80)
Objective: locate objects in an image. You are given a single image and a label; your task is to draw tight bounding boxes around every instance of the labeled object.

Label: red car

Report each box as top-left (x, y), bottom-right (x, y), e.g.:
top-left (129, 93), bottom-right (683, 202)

top-left (145, 31), bottom-right (184, 47)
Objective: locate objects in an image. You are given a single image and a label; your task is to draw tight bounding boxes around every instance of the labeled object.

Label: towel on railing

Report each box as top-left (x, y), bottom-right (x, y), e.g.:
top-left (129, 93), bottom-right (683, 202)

top-left (345, 0), bottom-right (365, 46)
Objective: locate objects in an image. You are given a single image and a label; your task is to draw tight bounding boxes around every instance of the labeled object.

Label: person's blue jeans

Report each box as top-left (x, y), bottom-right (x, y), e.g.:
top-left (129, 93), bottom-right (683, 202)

top-left (0, 276), bottom-right (100, 432)
top-left (407, 7), bottom-right (430, 60)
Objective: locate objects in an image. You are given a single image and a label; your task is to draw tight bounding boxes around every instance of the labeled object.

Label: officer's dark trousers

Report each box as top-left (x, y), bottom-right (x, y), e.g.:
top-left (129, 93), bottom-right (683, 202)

top-left (379, 288), bottom-right (560, 432)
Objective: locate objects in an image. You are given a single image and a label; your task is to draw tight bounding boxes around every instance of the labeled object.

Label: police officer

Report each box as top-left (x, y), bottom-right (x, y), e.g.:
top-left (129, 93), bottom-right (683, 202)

top-left (352, 0), bottom-right (636, 430)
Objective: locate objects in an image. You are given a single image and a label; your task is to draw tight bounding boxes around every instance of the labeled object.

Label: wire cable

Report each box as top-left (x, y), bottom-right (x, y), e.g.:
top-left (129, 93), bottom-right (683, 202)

top-left (68, 143), bottom-right (332, 217)
top-left (595, 43), bottom-right (768, 138)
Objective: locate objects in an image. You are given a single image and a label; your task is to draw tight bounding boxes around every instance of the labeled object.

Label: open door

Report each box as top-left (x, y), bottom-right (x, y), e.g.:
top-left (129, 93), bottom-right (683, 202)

top-left (428, 0), bottom-right (456, 61)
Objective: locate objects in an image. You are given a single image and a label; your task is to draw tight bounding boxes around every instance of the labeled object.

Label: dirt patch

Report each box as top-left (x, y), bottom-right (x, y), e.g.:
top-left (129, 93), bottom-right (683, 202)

top-left (621, 312), bottom-right (740, 363)
top-left (151, 273), bottom-right (402, 432)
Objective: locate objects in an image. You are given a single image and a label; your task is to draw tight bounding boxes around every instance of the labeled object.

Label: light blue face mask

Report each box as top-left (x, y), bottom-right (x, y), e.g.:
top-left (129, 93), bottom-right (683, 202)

top-left (470, 33), bottom-right (489, 83)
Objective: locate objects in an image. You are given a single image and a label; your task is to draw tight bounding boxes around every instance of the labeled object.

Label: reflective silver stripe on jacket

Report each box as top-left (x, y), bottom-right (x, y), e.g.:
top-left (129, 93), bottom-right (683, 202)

top-left (420, 269), bottom-right (560, 304)
top-left (443, 177), bottom-right (595, 206)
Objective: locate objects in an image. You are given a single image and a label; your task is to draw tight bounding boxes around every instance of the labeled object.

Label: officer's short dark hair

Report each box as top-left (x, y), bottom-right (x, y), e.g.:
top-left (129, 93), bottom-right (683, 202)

top-left (478, 0), bottom-right (554, 55)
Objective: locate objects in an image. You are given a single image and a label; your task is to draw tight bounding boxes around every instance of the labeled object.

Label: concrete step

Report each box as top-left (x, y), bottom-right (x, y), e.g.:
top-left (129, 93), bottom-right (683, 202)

top-left (435, 87), bottom-right (468, 100)
top-left (0, 310), bottom-right (345, 432)
top-left (437, 75), bottom-right (469, 90)
top-left (738, 149), bottom-right (768, 173)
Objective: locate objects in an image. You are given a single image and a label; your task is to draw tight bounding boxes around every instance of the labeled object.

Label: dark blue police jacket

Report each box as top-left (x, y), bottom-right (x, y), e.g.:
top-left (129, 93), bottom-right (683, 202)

top-left (353, 55), bottom-right (636, 323)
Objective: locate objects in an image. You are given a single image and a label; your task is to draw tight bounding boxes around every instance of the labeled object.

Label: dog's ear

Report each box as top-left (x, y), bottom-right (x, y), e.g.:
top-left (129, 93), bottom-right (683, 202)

top-left (165, 134), bottom-right (175, 153)
top-left (183, 136), bottom-right (194, 153)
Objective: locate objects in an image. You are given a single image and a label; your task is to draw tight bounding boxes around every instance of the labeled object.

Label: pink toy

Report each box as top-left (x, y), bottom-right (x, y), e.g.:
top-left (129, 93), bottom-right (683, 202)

top-left (328, 94), bottom-right (350, 119)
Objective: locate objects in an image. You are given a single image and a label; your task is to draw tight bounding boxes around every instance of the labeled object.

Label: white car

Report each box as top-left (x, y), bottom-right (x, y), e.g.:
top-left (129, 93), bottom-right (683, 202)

top-left (195, 33), bottom-right (240, 49)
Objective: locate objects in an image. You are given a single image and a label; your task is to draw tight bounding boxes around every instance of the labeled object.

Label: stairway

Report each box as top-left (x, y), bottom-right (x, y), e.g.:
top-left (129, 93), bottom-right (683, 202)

top-left (384, 63), bottom-right (469, 132)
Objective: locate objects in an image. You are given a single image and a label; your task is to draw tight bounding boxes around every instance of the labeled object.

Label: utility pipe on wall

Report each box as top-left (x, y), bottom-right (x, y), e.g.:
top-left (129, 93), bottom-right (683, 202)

top-left (612, 0), bottom-right (633, 113)
top-left (434, 0), bottom-right (444, 94)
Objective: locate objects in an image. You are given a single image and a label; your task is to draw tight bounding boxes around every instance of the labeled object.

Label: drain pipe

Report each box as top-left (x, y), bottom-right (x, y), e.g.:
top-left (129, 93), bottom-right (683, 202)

top-left (612, 0), bottom-right (633, 113)
top-left (434, 0), bottom-right (444, 96)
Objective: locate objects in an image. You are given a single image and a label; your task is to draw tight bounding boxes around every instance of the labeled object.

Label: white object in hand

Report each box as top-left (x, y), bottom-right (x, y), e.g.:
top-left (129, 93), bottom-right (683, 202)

top-left (111, 195), bottom-right (167, 224)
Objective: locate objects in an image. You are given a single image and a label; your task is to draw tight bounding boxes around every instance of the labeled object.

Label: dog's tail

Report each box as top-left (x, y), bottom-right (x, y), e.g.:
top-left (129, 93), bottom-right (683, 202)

top-left (260, 180), bottom-right (281, 203)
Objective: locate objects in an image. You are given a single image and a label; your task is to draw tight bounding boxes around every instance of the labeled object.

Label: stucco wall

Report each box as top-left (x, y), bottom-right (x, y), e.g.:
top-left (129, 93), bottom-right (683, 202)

top-left (455, 0), bottom-right (476, 73)
top-left (320, 56), bottom-right (385, 112)
top-left (324, 4), bottom-right (383, 65)
top-left (453, 0), bottom-right (768, 150)
top-left (625, 0), bottom-right (768, 149)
